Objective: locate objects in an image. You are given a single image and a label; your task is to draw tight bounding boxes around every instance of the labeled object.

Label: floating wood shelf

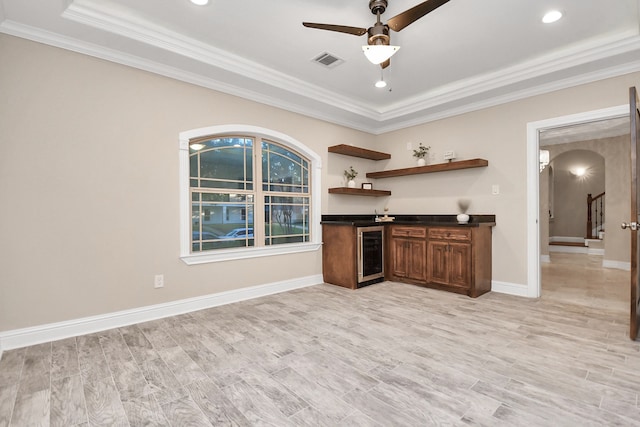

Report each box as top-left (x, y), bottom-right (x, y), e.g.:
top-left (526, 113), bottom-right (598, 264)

top-left (328, 144), bottom-right (391, 161)
top-left (329, 187), bottom-right (391, 197)
top-left (366, 158), bottom-right (488, 179)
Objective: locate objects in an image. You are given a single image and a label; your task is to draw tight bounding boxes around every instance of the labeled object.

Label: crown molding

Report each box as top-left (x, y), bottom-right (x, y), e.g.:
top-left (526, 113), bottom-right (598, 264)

top-left (62, 0), bottom-right (376, 118)
top-left (2, 0), bottom-right (640, 135)
top-left (0, 19), bottom-right (381, 133)
top-left (374, 59), bottom-right (640, 134)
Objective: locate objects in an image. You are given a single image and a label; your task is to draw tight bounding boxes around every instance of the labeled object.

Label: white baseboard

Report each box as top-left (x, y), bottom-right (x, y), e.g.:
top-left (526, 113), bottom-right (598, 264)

top-left (491, 281), bottom-right (530, 298)
top-left (0, 274), bottom-right (323, 355)
top-left (540, 254), bottom-right (551, 263)
top-left (602, 260), bottom-right (631, 271)
top-left (587, 248), bottom-right (605, 256)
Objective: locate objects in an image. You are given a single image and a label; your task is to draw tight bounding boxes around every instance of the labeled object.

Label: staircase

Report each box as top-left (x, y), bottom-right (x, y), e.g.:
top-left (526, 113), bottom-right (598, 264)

top-left (549, 236), bottom-right (604, 255)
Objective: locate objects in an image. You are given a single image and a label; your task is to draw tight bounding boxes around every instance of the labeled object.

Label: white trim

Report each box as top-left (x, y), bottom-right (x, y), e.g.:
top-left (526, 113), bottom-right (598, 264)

top-left (0, 275), bottom-right (323, 352)
top-left (59, 2), bottom-right (640, 133)
top-left (2, 14), bottom-right (640, 134)
top-left (603, 260), bottom-right (631, 270)
top-left (541, 254), bottom-right (551, 263)
top-left (491, 281), bottom-right (530, 298)
top-left (181, 243), bottom-right (322, 265)
top-left (178, 125), bottom-right (322, 265)
top-left (588, 248), bottom-right (605, 256)
top-left (526, 105), bottom-right (629, 299)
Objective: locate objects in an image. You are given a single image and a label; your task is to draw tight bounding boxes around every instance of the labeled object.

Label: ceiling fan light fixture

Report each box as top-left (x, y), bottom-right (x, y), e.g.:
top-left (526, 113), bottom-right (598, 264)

top-left (362, 45), bottom-right (400, 65)
top-left (375, 69), bottom-right (387, 88)
top-left (190, 0), bottom-right (209, 5)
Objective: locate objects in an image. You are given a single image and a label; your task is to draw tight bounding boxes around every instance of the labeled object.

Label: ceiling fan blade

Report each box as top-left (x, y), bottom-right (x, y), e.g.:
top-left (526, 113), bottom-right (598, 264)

top-left (380, 58), bottom-right (390, 69)
top-left (302, 22), bottom-right (368, 36)
top-left (387, 0), bottom-right (450, 32)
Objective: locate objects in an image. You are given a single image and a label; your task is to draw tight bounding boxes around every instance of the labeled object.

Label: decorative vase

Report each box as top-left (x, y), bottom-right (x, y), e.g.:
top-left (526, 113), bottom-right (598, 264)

top-left (456, 213), bottom-right (470, 224)
top-left (348, 180), bottom-right (356, 188)
top-left (417, 158), bottom-right (426, 167)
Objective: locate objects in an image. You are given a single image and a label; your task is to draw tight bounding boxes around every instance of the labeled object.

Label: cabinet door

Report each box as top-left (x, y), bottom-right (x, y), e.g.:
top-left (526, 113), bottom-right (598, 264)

top-left (390, 237), bottom-right (408, 278)
top-left (407, 240), bottom-right (427, 282)
top-left (449, 242), bottom-right (471, 289)
top-left (427, 240), bottom-right (449, 285)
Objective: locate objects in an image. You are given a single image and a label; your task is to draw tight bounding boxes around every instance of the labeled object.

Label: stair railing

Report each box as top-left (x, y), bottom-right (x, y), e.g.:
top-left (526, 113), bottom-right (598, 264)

top-left (586, 192), bottom-right (605, 239)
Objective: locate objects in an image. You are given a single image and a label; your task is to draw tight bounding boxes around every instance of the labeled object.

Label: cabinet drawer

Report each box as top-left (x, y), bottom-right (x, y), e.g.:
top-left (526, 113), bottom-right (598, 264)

top-left (428, 227), bottom-right (472, 242)
top-left (391, 226), bottom-right (427, 238)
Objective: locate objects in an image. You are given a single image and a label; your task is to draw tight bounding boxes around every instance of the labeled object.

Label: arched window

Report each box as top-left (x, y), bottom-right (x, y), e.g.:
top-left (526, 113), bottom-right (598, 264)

top-left (179, 125), bottom-right (321, 264)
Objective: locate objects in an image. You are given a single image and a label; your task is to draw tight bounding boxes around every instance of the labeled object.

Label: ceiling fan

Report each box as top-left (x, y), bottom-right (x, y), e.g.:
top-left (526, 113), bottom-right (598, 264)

top-left (303, 0), bottom-right (450, 69)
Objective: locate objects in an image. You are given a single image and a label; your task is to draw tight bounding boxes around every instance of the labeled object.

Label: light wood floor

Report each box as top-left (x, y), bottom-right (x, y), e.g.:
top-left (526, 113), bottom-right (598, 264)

top-left (1, 253), bottom-right (638, 426)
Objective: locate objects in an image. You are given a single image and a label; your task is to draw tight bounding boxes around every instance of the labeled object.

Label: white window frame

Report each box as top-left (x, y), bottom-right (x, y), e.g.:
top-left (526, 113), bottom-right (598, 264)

top-left (179, 125), bottom-right (322, 265)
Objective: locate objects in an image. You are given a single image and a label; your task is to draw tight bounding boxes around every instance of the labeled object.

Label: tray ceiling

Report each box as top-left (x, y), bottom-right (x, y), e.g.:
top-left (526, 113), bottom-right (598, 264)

top-left (2, 0), bottom-right (640, 133)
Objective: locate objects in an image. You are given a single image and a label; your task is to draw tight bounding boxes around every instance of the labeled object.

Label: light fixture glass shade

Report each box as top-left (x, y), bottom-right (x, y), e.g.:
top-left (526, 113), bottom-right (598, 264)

top-left (362, 45), bottom-right (400, 65)
top-left (375, 79), bottom-right (387, 88)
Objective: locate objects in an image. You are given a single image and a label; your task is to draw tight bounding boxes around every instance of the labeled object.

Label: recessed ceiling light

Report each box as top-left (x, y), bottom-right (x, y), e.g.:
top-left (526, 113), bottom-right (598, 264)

top-left (542, 10), bottom-right (563, 24)
top-left (190, 0), bottom-right (209, 5)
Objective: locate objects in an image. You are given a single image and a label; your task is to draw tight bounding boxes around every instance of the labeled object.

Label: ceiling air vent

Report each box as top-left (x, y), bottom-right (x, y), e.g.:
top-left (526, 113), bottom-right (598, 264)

top-left (312, 52), bottom-right (344, 69)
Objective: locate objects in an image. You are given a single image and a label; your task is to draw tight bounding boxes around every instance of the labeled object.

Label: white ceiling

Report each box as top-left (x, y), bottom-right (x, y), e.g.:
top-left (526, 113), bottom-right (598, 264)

top-left (2, 0), bottom-right (640, 134)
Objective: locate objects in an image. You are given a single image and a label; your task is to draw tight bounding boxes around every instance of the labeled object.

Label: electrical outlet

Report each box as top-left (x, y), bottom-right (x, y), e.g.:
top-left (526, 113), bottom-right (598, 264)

top-left (444, 150), bottom-right (456, 160)
top-left (492, 184), bottom-right (500, 195)
top-left (154, 274), bottom-right (164, 288)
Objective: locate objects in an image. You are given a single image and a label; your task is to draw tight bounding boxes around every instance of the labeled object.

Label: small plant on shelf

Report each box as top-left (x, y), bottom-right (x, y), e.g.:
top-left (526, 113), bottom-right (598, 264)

top-left (344, 166), bottom-right (358, 180)
top-left (412, 143), bottom-right (431, 159)
top-left (344, 166), bottom-right (358, 188)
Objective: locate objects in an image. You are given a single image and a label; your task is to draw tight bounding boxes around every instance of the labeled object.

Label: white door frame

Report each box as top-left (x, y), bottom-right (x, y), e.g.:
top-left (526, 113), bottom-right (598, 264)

top-left (526, 104), bottom-right (629, 298)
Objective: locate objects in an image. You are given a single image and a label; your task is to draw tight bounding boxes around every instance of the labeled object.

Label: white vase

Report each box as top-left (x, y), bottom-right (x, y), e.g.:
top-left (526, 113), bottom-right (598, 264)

top-left (457, 213), bottom-right (470, 224)
top-left (347, 180), bottom-right (356, 188)
top-left (417, 158), bottom-right (426, 167)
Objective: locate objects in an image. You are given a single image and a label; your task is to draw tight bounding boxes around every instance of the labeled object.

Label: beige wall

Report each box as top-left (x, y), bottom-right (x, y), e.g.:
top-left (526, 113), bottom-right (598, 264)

top-left (550, 150), bottom-right (605, 238)
top-left (1, 33), bottom-right (639, 331)
top-left (0, 35), bottom-right (375, 331)
top-left (369, 87), bottom-right (636, 285)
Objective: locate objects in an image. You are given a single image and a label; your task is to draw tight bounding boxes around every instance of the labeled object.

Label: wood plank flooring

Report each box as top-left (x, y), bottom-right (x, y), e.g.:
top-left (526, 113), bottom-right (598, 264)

top-left (1, 253), bottom-right (639, 426)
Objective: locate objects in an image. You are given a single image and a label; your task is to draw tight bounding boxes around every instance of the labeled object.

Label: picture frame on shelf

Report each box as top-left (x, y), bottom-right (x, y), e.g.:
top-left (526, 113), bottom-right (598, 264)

top-left (361, 183), bottom-right (373, 190)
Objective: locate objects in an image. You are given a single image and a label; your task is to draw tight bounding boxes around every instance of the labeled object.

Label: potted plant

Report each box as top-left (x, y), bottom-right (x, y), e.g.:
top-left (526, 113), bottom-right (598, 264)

top-left (457, 198), bottom-right (471, 224)
top-left (344, 166), bottom-right (358, 188)
top-left (412, 143), bottom-right (431, 166)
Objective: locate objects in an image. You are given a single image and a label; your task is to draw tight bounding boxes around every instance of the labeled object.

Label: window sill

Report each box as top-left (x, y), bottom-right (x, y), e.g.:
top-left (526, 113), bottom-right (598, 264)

top-left (180, 242), bottom-right (322, 265)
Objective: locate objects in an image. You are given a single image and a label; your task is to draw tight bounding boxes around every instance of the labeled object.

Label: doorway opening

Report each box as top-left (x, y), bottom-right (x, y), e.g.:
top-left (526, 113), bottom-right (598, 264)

top-left (526, 105), bottom-right (629, 298)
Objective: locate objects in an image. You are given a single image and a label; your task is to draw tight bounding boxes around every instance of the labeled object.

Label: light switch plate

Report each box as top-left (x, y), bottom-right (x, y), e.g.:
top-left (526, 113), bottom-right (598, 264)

top-left (443, 150), bottom-right (455, 160)
top-left (492, 184), bottom-right (500, 195)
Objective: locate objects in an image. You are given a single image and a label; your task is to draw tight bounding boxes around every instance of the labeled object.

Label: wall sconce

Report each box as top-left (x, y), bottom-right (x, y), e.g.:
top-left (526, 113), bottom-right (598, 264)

top-left (571, 167), bottom-right (587, 177)
top-left (539, 150), bottom-right (550, 172)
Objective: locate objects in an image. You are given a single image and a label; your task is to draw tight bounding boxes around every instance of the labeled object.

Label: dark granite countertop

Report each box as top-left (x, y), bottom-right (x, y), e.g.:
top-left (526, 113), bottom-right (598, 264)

top-left (321, 214), bottom-right (496, 227)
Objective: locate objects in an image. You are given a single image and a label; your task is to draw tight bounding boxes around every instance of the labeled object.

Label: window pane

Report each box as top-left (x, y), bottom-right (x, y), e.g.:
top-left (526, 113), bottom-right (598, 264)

top-left (262, 141), bottom-right (308, 193)
top-left (191, 191), bottom-right (254, 252)
top-left (264, 196), bottom-right (309, 245)
top-left (190, 138), bottom-right (253, 190)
